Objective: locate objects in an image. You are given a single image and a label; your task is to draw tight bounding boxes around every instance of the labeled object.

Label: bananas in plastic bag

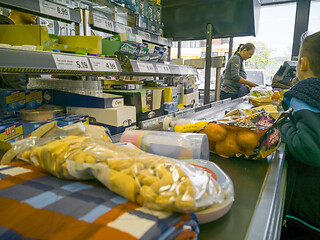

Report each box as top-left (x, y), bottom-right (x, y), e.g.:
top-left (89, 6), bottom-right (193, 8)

top-left (18, 136), bottom-right (223, 213)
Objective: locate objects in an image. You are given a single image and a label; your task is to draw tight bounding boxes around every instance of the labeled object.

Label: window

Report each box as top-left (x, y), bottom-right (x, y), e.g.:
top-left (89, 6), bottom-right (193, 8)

top-left (181, 41), bottom-right (190, 48)
top-left (308, 0), bottom-right (320, 33)
top-left (211, 52), bottom-right (218, 57)
top-left (234, 3), bottom-right (296, 77)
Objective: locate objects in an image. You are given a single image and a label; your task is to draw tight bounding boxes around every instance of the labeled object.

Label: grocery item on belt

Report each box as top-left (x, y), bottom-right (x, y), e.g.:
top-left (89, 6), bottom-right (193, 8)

top-left (120, 130), bottom-right (210, 160)
top-left (11, 136), bottom-right (223, 213)
top-left (197, 110), bottom-right (290, 159)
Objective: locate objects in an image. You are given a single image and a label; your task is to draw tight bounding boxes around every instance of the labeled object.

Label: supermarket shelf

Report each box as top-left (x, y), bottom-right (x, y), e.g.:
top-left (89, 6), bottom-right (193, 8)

top-left (0, 47), bottom-right (122, 75)
top-left (122, 59), bottom-right (198, 76)
top-left (0, 0), bottom-right (81, 23)
top-left (90, 13), bottom-right (172, 47)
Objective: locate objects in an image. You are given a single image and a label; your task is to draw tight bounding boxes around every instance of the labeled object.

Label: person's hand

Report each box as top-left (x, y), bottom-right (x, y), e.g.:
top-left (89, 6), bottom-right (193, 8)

top-left (250, 82), bottom-right (259, 87)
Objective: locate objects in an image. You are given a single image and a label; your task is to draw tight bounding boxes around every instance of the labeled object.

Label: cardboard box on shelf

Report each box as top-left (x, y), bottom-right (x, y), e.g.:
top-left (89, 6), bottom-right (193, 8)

top-left (67, 105), bottom-right (136, 135)
top-left (0, 89), bottom-right (25, 114)
top-left (42, 90), bottom-right (124, 109)
top-left (104, 89), bottom-right (164, 123)
top-left (145, 86), bottom-right (184, 108)
top-left (184, 58), bottom-right (205, 69)
top-left (171, 58), bottom-right (184, 65)
top-left (108, 32), bottom-right (142, 44)
top-left (22, 120), bottom-right (52, 138)
top-left (102, 39), bottom-right (122, 55)
top-left (57, 36), bottom-right (102, 54)
top-left (183, 75), bottom-right (196, 94)
top-left (25, 89), bottom-right (43, 110)
top-left (164, 102), bottom-right (178, 114)
top-left (0, 121), bottom-right (23, 143)
top-left (184, 90), bottom-right (199, 107)
top-left (0, 25), bottom-right (50, 49)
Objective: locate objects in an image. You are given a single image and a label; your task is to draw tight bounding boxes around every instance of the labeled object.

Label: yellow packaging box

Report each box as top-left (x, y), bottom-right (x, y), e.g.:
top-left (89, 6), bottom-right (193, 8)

top-left (145, 86), bottom-right (184, 108)
top-left (58, 36), bottom-right (102, 54)
top-left (0, 25), bottom-right (50, 49)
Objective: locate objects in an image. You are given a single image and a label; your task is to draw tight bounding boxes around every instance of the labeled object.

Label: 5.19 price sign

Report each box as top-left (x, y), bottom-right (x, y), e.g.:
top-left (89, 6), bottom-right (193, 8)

top-left (53, 54), bottom-right (92, 71)
top-left (76, 61), bottom-right (89, 69)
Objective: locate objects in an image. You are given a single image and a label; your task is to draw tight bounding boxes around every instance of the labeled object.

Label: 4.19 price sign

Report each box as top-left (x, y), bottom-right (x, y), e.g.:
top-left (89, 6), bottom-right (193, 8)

top-left (137, 62), bottom-right (155, 73)
top-left (39, 0), bottom-right (70, 20)
top-left (89, 58), bottom-right (120, 72)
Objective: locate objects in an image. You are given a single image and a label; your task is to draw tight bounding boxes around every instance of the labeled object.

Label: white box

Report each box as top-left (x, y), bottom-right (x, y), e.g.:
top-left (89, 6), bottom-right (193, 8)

top-left (184, 90), bottom-right (199, 107)
top-left (67, 105), bottom-right (136, 127)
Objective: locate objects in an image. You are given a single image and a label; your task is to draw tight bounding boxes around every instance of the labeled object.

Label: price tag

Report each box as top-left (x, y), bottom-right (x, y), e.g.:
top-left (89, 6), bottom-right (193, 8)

top-left (39, 0), bottom-right (70, 20)
top-left (53, 54), bottom-right (91, 71)
top-left (156, 64), bottom-right (171, 74)
top-left (124, 26), bottom-right (132, 33)
top-left (189, 68), bottom-right (197, 75)
top-left (93, 15), bottom-right (114, 32)
top-left (158, 37), bottom-right (167, 46)
top-left (137, 62), bottom-right (155, 73)
top-left (137, 30), bottom-right (151, 41)
top-left (89, 58), bottom-right (120, 72)
top-left (172, 66), bottom-right (181, 74)
top-left (115, 23), bottom-right (125, 33)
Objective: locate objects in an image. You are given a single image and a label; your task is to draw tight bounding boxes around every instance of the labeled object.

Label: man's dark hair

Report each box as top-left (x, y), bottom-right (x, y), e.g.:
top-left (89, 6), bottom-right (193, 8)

top-left (300, 31), bottom-right (320, 77)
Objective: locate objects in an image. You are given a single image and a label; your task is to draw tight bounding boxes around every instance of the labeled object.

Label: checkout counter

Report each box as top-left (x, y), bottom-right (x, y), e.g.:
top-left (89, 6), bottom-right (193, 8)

top-left (137, 97), bottom-right (287, 240)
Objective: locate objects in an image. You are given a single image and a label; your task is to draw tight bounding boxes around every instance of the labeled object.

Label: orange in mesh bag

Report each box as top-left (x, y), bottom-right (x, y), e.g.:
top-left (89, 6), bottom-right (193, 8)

top-left (199, 110), bottom-right (291, 159)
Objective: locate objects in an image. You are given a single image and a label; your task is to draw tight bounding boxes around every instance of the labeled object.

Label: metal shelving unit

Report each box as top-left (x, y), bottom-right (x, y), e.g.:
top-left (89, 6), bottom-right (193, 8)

top-left (0, 47), bottom-right (197, 76)
top-left (0, 0), bottom-right (81, 23)
top-left (89, 13), bottom-right (172, 47)
top-left (0, 47), bottom-right (122, 75)
top-left (123, 59), bottom-right (197, 76)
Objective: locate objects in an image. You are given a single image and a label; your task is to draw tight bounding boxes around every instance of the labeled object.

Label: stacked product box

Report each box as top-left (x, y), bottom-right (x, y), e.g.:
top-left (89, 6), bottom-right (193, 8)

top-left (0, 89), bottom-right (26, 115)
top-left (104, 89), bottom-right (164, 123)
top-left (42, 90), bottom-right (124, 108)
top-left (0, 89), bottom-right (43, 115)
top-left (0, 115), bottom-right (24, 143)
top-left (146, 86), bottom-right (184, 114)
top-left (0, 113), bottom-right (90, 142)
top-left (67, 106), bottom-right (136, 135)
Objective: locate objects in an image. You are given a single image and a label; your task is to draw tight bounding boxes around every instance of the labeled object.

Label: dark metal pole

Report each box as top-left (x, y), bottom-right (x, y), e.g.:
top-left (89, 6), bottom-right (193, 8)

top-left (215, 67), bottom-right (221, 102)
top-left (291, 0), bottom-right (311, 60)
top-left (177, 41), bottom-right (182, 59)
top-left (204, 23), bottom-right (213, 105)
top-left (228, 37), bottom-right (234, 60)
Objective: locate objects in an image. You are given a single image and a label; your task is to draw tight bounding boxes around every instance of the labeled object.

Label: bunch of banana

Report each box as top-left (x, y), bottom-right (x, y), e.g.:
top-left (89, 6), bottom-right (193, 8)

top-left (21, 137), bottom-right (221, 212)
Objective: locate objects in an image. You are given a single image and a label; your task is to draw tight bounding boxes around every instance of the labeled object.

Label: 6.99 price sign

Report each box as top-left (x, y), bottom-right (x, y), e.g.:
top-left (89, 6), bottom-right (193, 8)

top-left (39, 0), bottom-right (70, 20)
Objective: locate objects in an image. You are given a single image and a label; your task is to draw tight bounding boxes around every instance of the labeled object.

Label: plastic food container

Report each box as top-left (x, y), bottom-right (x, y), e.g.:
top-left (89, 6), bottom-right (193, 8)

top-left (19, 109), bottom-right (56, 121)
top-left (120, 129), bottom-right (210, 160)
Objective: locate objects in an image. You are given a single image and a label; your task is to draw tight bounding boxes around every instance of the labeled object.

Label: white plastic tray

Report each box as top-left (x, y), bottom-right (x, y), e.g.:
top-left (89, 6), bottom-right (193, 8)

top-left (182, 159), bottom-right (234, 224)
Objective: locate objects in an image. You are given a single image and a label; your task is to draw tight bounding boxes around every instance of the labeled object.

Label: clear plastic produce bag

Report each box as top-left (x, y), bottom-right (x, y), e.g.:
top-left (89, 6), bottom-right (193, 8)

top-left (6, 136), bottom-right (225, 213)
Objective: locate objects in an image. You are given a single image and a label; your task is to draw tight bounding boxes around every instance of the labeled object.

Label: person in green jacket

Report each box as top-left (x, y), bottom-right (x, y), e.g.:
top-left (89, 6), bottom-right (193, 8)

top-left (280, 31), bottom-right (320, 239)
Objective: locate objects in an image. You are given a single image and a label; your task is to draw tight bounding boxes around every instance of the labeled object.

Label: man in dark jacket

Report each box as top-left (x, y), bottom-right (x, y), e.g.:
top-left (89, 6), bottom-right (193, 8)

top-left (280, 31), bottom-right (320, 239)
